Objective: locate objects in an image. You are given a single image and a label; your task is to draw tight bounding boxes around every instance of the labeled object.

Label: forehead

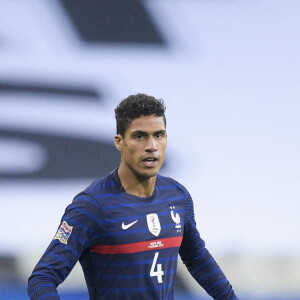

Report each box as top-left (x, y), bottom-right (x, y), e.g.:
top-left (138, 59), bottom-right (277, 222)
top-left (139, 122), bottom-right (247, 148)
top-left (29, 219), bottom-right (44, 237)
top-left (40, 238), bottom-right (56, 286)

top-left (126, 115), bottom-right (166, 134)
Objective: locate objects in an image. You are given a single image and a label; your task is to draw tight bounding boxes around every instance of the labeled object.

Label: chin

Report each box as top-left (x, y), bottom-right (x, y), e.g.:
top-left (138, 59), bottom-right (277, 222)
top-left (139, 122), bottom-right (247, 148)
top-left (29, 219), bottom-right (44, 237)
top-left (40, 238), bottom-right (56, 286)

top-left (138, 168), bottom-right (159, 180)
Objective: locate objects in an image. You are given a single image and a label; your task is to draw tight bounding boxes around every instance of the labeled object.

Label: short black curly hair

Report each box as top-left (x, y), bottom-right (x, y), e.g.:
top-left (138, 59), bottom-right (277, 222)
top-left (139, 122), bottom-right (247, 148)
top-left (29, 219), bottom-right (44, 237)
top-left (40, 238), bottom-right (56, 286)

top-left (115, 93), bottom-right (166, 137)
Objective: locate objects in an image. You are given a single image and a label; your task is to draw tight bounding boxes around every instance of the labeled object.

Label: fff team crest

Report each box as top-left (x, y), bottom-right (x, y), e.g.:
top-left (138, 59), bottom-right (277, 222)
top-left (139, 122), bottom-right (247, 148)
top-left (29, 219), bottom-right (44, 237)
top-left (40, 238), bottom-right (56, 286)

top-left (54, 221), bottom-right (73, 244)
top-left (170, 206), bottom-right (181, 229)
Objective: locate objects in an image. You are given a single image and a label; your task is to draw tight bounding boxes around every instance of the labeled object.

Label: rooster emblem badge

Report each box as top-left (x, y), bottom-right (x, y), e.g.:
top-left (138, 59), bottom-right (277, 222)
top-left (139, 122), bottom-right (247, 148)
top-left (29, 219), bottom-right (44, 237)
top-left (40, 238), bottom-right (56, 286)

top-left (170, 206), bottom-right (181, 229)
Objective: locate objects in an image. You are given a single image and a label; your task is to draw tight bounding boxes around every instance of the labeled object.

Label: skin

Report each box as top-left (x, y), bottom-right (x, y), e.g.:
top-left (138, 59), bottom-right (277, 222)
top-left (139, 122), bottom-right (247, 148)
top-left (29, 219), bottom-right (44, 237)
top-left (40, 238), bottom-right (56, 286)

top-left (115, 115), bottom-right (167, 197)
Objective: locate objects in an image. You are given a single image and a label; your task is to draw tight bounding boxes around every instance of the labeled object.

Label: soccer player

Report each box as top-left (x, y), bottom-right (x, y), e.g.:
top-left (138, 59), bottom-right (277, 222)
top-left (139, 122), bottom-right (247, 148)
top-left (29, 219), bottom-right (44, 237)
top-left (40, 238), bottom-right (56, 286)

top-left (28, 94), bottom-right (238, 299)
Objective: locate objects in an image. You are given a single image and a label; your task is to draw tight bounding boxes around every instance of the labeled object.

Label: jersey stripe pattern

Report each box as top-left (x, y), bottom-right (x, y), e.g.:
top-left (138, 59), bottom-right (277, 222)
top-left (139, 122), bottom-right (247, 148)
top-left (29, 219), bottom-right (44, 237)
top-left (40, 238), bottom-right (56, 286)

top-left (27, 169), bottom-right (238, 300)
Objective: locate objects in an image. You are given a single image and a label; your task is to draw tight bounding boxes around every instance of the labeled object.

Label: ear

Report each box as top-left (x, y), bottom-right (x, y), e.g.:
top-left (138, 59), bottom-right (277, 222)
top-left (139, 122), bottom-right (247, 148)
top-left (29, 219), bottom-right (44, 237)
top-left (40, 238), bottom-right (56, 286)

top-left (114, 134), bottom-right (123, 151)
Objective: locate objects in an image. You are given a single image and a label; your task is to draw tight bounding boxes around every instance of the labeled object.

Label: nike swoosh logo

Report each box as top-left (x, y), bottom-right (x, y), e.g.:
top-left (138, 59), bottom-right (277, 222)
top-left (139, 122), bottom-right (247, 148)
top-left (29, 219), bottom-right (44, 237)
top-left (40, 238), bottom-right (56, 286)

top-left (122, 220), bottom-right (138, 230)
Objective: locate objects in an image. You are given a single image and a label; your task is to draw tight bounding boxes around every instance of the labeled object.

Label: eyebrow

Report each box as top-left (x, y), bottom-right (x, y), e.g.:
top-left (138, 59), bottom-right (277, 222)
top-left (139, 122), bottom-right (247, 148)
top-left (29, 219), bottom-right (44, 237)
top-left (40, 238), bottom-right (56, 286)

top-left (131, 130), bottom-right (166, 136)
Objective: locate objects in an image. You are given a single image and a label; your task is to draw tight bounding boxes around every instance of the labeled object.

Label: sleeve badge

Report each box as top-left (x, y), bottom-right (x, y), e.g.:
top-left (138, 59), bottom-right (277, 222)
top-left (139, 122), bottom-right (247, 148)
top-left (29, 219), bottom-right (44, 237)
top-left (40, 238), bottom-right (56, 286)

top-left (54, 221), bottom-right (73, 245)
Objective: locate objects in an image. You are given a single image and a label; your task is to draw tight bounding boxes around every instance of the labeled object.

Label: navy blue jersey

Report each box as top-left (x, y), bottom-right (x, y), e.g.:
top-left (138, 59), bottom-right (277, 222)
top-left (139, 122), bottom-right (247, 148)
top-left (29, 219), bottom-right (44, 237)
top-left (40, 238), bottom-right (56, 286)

top-left (28, 169), bottom-right (238, 299)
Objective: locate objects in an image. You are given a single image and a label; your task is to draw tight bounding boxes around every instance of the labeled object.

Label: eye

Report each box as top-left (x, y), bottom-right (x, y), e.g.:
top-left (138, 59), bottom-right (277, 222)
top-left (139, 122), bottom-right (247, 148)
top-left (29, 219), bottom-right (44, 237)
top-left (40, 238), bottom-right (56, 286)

top-left (155, 132), bottom-right (164, 139)
top-left (135, 134), bottom-right (143, 139)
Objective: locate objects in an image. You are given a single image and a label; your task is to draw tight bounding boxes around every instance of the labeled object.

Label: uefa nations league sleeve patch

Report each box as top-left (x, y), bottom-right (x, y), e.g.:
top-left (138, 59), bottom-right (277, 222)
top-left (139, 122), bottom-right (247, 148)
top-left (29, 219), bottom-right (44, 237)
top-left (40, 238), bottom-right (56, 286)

top-left (54, 221), bottom-right (73, 244)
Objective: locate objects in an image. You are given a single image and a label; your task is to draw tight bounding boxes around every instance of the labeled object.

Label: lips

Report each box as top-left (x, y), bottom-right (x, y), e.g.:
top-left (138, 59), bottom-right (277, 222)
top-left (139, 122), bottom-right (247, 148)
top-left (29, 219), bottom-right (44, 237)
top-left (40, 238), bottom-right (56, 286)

top-left (142, 156), bottom-right (158, 167)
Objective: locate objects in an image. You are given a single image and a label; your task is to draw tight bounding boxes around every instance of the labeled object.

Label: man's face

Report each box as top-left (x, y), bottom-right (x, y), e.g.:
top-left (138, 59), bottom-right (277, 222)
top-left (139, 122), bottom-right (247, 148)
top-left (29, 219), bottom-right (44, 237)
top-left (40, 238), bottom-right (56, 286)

top-left (115, 115), bottom-right (167, 180)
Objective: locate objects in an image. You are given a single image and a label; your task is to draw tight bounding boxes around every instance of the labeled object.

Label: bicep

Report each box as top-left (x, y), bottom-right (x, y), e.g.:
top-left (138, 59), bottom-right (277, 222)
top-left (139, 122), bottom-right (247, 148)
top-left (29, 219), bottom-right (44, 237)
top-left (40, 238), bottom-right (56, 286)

top-left (29, 199), bottom-right (100, 286)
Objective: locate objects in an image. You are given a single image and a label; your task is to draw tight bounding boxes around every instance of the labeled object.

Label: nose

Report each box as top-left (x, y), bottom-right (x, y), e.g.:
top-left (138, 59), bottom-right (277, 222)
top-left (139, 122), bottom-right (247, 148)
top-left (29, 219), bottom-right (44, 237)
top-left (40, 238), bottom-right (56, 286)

top-left (145, 136), bottom-right (158, 152)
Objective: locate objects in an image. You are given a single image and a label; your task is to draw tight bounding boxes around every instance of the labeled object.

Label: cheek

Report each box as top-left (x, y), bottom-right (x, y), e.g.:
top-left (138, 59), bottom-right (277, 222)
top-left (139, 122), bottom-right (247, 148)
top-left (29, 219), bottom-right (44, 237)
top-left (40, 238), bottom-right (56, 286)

top-left (159, 141), bottom-right (167, 152)
top-left (124, 144), bottom-right (139, 159)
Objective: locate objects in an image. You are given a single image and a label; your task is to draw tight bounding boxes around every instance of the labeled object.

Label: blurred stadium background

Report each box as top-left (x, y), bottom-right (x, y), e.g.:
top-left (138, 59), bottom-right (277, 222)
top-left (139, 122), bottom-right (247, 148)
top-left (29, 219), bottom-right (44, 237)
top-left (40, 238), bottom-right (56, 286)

top-left (0, 0), bottom-right (300, 299)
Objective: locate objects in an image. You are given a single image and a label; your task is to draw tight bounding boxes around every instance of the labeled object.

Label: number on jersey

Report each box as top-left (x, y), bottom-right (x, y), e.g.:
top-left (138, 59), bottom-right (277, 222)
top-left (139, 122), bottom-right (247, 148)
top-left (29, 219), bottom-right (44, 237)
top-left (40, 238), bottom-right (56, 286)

top-left (150, 252), bottom-right (164, 283)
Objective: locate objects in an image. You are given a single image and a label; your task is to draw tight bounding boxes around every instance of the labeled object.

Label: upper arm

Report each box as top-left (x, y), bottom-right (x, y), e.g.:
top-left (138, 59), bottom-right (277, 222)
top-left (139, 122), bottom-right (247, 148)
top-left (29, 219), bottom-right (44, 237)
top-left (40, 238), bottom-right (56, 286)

top-left (29, 196), bottom-right (101, 287)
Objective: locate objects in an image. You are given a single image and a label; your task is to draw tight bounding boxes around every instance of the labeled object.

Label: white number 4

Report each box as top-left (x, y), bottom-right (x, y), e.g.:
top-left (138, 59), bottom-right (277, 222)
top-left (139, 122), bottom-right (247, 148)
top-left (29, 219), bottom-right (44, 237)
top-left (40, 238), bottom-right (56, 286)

top-left (150, 252), bottom-right (164, 283)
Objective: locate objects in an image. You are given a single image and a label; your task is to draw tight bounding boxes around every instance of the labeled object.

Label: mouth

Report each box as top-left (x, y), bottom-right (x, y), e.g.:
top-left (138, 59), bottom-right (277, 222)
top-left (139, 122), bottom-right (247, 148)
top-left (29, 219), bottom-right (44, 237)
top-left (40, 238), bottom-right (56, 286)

top-left (142, 156), bottom-right (159, 167)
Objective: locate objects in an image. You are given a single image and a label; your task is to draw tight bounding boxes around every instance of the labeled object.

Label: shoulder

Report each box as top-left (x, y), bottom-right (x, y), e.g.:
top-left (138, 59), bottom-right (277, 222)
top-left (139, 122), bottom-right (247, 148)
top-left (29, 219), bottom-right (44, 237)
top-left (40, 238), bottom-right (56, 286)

top-left (77, 169), bottom-right (119, 197)
top-left (156, 174), bottom-right (190, 197)
top-left (71, 169), bottom-right (120, 209)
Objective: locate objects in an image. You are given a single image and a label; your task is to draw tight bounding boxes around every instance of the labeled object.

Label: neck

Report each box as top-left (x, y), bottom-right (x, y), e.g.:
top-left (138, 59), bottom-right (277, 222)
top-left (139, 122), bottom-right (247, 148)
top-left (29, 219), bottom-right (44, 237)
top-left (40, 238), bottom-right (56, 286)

top-left (117, 166), bottom-right (157, 197)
